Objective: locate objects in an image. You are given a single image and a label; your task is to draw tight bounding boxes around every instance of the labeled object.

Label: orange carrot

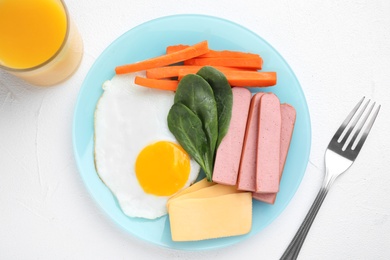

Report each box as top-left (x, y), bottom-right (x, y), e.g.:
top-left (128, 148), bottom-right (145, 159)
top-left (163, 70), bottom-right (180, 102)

top-left (115, 41), bottom-right (209, 74)
top-left (201, 50), bottom-right (260, 59)
top-left (166, 44), bottom-right (189, 54)
top-left (136, 71), bottom-right (276, 91)
top-left (146, 65), bottom-right (246, 79)
top-left (134, 76), bottom-right (179, 91)
top-left (167, 44), bottom-right (260, 59)
top-left (178, 71), bottom-right (277, 87)
top-left (184, 57), bottom-right (263, 70)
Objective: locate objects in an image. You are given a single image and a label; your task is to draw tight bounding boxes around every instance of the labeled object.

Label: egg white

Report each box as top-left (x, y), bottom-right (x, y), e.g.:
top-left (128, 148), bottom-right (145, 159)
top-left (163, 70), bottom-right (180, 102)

top-left (94, 72), bottom-right (200, 219)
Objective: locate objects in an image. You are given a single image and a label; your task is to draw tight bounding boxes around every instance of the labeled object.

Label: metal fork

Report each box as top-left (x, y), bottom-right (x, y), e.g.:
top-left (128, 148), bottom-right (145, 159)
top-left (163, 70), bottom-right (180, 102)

top-left (280, 97), bottom-right (381, 260)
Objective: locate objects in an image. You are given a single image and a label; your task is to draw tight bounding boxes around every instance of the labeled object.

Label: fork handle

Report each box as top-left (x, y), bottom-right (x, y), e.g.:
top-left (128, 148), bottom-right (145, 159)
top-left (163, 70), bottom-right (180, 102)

top-left (280, 176), bottom-right (335, 260)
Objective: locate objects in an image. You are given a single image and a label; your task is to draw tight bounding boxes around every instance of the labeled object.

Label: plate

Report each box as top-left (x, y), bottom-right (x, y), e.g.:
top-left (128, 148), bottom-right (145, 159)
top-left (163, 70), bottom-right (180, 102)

top-left (73, 14), bottom-right (311, 250)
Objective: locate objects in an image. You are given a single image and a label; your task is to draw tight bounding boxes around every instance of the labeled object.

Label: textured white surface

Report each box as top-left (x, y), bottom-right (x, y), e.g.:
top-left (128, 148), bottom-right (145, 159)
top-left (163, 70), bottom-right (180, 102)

top-left (1, 0), bottom-right (390, 259)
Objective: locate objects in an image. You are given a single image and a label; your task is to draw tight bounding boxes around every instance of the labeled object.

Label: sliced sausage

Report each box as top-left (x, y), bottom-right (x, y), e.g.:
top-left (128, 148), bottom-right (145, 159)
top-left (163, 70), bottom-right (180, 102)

top-left (255, 93), bottom-right (281, 193)
top-left (212, 87), bottom-right (251, 185)
top-left (253, 103), bottom-right (296, 203)
top-left (237, 92), bottom-right (265, 191)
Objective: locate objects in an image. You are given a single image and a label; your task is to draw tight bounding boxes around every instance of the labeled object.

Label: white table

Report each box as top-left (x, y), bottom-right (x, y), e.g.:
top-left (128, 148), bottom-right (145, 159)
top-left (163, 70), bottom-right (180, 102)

top-left (1, 1), bottom-right (389, 259)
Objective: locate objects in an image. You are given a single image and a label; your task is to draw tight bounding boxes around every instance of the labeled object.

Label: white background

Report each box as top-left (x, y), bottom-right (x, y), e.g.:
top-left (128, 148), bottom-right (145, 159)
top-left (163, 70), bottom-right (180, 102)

top-left (1, 1), bottom-right (389, 259)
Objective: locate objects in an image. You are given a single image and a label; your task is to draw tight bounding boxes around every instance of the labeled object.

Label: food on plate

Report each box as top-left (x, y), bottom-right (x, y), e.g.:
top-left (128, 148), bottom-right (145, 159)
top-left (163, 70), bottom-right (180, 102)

top-left (146, 65), bottom-right (244, 79)
top-left (115, 40), bottom-right (276, 91)
top-left (212, 88), bottom-right (252, 185)
top-left (168, 74), bottom-right (218, 181)
top-left (168, 177), bottom-right (216, 203)
top-left (94, 73), bottom-right (200, 219)
top-left (136, 69), bottom-right (277, 91)
top-left (166, 181), bottom-right (238, 210)
top-left (115, 41), bottom-right (209, 74)
top-left (237, 92), bottom-right (265, 192)
top-left (168, 180), bottom-right (252, 241)
top-left (167, 102), bottom-right (211, 177)
top-left (197, 66), bottom-right (233, 147)
top-left (166, 44), bottom-right (263, 69)
top-left (94, 39), bottom-right (297, 243)
top-left (253, 104), bottom-right (296, 203)
top-left (144, 65), bottom-right (277, 90)
top-left (180, 70), bottom-right (277, 87)
top-left (255, 93), bottom-right (281, 193)
top-left (184, 57), bottom-right (262, 70)
top-left (235, 93), bottom-right (296, 203)
top-left (168, 66), bottom-right (234, 181)
top-left (139, 68), bottom-right (275, 91)
top-left (134, 76), bottom-right (179, 91)
top-left (166, 44), bottom-right (261, 59)
top-left (174, 74), bottom-right (218, 156)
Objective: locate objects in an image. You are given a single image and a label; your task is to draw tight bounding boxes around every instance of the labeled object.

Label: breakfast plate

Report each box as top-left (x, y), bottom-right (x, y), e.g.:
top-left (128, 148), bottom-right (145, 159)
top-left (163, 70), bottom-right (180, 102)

top-left (73, 14), bottom-right (311, 250)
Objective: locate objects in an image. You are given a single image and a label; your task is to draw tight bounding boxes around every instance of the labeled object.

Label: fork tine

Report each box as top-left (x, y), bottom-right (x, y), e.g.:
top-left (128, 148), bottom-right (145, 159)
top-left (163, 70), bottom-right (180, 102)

top-left (340, 98), bottom-right (370, 144)
top-left (346, 101), bottom-right (375, 150)
top-left (352, 104), bottom-right (380, 154)
top-left (330, 97), bottom-right (365, 144)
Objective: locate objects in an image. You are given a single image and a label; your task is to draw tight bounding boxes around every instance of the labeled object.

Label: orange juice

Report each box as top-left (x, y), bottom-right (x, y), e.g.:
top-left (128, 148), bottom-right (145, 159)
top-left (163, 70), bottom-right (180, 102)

top-left (0, 0), bottom-right (67, 69)
top-left (0, 0), bottom-right (83, 86)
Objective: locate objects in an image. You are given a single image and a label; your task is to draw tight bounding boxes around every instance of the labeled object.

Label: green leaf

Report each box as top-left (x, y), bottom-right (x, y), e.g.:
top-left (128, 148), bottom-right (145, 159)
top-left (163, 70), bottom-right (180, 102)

top-left (197, 66), bottom-right (233, 148)
top-left (174, 74), bottom-right (219, 159)
top-left (167, 103), bottom-right (213, 181)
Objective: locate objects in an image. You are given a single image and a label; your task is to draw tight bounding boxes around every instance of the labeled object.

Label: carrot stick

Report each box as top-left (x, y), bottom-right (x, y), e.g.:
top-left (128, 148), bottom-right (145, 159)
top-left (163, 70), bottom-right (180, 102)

top-left (167, 44), bottom-right (260, 59)
top-left (115, 41), bottom-right (209, 74)
top-left (223, 71), bottom-right (276, 87)
top-left (184, 57), bottom-right (263, 70)
top-left (178, 71), bottom-right (276, 87)
top-left (200, 50), bottom-right (260, 59)
top-left (134, 76), bottom-right (179, 91)
top-left (166, 44), bottom-right (189, 54)
top-left (146, 65), bottom-right (246, 79)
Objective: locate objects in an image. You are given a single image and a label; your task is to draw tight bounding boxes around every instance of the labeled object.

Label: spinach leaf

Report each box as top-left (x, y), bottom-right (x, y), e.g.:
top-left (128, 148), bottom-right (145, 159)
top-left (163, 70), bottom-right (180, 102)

top-left (174, 74), bottom-right (219, 159)
top-left (167, 102), bottom-right (213, 181)
top-left (197, 66), bottom-right (233, 148)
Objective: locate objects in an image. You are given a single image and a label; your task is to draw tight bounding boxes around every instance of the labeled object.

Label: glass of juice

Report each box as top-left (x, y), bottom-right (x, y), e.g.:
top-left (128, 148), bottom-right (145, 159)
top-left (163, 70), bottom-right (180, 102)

top-left (0, 0), bottom-right (83, 86)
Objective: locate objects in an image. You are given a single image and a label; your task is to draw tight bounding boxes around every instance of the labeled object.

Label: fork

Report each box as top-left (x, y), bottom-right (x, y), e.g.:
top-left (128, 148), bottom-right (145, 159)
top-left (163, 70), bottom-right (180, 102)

top-left (280, 97), bottom-right (381, 260)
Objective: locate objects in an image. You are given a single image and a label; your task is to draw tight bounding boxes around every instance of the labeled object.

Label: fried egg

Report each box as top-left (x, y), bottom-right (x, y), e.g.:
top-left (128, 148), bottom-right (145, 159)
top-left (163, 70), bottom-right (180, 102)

top-left (94, 72), bottom-right (200, 219)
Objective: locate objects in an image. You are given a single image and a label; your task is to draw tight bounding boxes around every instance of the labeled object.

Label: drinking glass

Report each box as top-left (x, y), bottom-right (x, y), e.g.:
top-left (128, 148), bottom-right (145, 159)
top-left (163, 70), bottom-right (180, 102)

top-left (0, 0), bottom-right (83, 86)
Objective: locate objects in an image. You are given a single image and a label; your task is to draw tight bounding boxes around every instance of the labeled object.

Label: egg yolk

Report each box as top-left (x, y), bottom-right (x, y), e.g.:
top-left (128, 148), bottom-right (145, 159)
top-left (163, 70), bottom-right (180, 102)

top-left (135, 141), bottom-right (191, 196)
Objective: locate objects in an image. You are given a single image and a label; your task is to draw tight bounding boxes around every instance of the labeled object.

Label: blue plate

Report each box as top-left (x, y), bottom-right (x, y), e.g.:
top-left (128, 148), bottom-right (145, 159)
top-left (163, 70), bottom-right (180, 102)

top-left (73, 14), bottom-right (311, 250)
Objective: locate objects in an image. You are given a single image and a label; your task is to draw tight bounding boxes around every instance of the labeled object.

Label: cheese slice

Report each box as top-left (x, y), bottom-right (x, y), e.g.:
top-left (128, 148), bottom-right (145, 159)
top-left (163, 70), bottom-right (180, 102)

top-left (169, 178), bottom-right (215, 201)
top-left (167, 183), bottom-right (239, 210)
top-left (168, 192), bottom-right (252, 241)
top-left (167, 178), bottom-right (215, 210)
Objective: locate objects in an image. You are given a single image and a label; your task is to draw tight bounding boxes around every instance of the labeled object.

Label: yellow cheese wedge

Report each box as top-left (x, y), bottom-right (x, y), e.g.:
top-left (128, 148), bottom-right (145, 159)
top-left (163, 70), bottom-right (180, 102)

top-left (170, 177), bottom-right (215, 201)
top-left (167, 183), bottom-right (240, 210)
top-left (168, 192), bottom-right (252, 241)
